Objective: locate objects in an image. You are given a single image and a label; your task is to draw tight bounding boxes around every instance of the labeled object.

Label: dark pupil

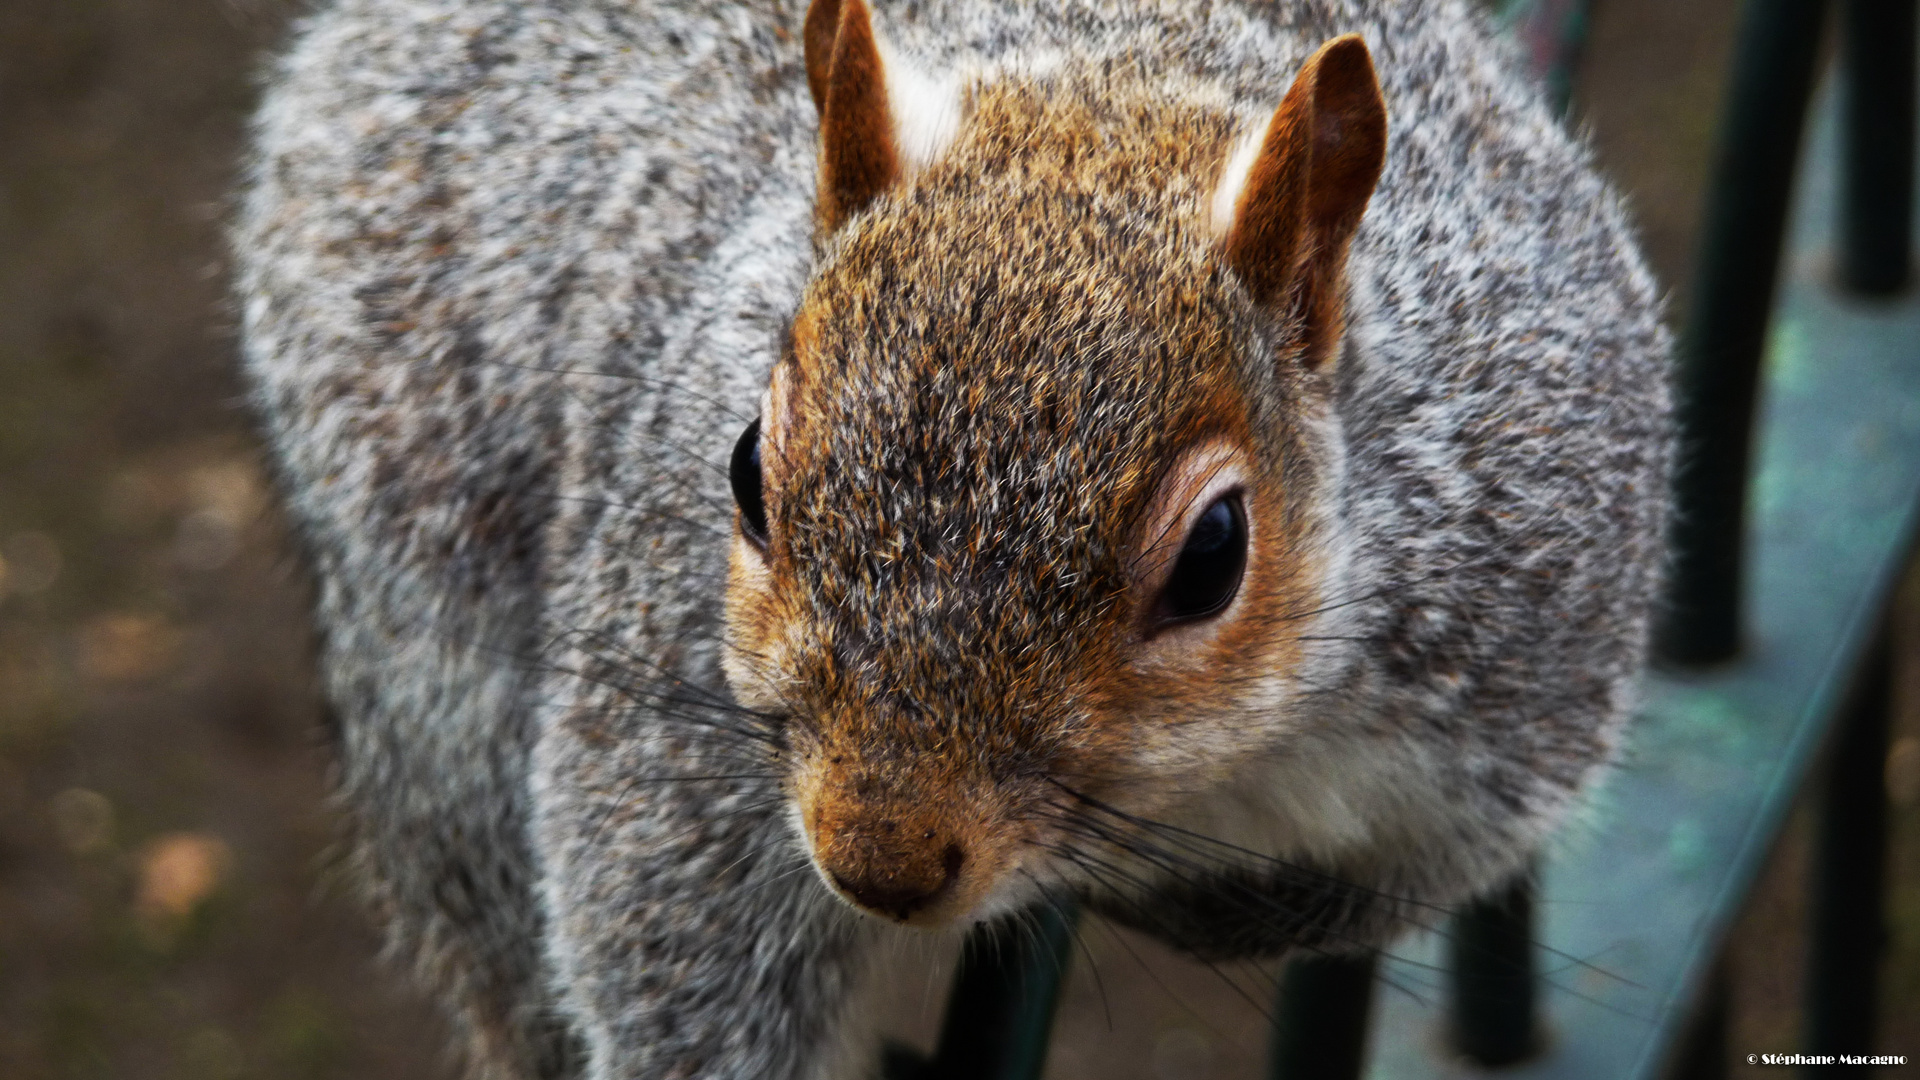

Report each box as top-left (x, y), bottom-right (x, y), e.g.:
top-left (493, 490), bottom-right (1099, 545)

top-left (1158, 494), bottom-right (1247, 623)
top-left (730, 417), bottom-right (768, 543)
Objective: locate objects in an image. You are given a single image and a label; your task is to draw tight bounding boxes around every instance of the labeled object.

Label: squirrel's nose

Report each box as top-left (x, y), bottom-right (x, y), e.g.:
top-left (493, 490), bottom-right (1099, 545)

top-left (823, 839), bottom-right (966, 921)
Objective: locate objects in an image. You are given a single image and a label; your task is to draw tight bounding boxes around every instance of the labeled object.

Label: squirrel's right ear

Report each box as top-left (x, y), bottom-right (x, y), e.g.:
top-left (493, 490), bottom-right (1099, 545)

top-left (1215, 35), bottom-right (1388, 369)
top-left (806, 0), bottom-right (900, 235)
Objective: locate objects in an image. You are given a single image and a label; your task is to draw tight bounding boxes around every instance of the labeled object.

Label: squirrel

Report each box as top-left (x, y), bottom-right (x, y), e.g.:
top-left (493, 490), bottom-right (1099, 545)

top-left (235, 0), bottom-right (1672, 1076)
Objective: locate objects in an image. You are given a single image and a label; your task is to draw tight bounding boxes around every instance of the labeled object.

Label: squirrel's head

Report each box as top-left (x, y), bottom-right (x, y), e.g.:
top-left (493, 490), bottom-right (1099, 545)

top-left (722, 0), bottom-right (1387, 928)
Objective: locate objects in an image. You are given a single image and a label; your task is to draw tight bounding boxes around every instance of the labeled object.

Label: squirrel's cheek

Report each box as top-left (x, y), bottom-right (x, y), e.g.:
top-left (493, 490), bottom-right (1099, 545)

top-left (719, 543), bottom-right (795, 712)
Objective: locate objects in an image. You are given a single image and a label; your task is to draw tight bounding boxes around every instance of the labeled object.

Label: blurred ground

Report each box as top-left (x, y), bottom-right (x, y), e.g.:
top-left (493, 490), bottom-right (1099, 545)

top-left (0, 2), bottom-right (454, 1077)
top-left (0, 1), bottom-right (1914, 1078)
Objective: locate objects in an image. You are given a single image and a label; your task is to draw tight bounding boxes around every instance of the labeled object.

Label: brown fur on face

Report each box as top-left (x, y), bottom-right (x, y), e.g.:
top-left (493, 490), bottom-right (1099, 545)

top-left (723, 33), bottom-right (1377, 927)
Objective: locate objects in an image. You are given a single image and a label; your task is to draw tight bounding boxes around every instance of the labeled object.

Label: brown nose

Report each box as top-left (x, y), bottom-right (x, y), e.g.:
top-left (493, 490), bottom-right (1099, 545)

top-left (822, 836), bottom-right (966, 920)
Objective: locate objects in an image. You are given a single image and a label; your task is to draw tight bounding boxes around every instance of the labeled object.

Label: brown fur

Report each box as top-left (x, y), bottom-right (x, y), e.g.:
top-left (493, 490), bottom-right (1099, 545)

top-left (802, 0), bottom-right (842, 111)
top-left (1223, 34), bottom-right (1387, 368)
top-left (813, 0), bottom-right (901, 236)
top-left (724, 30), bottom-right (1355, 927)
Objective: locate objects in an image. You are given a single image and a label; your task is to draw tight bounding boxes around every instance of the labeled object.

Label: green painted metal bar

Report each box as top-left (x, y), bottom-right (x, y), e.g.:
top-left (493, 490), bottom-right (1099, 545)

top-left (1439, 0), bottom-right (1585, 1058)
top-left (1270, 954), bottom-right (1378, 1080)
top-left (1368, 56), bottom-right (1920, 1080)
top-left (1802, 1), bottom-right (1910, 1060)
top-left (1804, 630), bottom-right (1894, 1057)
top-left (1663, 959), bottom-right (1731, 1080)
top-left (1448, 874), bottom-right (1539, 1066)
top-left (1841, 0), bottom-right (1915, 294)
top-left (907, 905), bottom-right (1076, 1080)
top-left (1661, 0), bottom-right (1832, 665)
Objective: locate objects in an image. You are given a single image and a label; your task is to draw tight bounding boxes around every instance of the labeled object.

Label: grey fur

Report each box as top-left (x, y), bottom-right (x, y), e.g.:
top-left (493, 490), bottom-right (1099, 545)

top-left (235, 0), bottom-right (1671, 1077)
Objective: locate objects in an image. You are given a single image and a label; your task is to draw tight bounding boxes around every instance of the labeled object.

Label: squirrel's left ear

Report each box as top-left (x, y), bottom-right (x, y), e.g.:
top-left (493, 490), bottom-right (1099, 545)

top-left (1215, 34), bottom-right (1388, 369)
top-left (806, 0), bottom-right (896, 233)
top-left (805, 0), bottom-right (962, 237)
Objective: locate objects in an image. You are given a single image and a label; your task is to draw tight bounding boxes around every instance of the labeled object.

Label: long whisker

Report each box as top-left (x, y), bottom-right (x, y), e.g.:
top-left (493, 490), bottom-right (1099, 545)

top-left (488, 359), bottom-right (757, 425)
top-left (1037, 788), bottom-right (1647, 1017)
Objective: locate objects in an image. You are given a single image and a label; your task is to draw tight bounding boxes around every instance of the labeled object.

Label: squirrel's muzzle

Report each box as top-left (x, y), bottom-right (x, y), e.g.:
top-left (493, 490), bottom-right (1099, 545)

top-left (816, 815), bottom-right (964, 920)
top-left (798, 764), bottom-right (1004, 925)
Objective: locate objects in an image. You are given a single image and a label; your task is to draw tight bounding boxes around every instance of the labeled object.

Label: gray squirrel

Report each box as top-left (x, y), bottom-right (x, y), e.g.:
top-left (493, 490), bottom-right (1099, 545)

top-left (235, 0), bottom-right (1672, 1076)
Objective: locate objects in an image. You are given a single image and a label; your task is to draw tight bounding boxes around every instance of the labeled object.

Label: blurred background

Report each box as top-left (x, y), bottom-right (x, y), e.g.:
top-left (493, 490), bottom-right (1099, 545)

top-left (0, 1), bottom-right (1914, 1078)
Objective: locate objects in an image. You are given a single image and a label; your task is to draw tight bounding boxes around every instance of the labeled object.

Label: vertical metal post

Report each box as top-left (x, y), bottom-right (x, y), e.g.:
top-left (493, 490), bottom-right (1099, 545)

top-left (1269, 953), bottom-right (1377, 1080)
top-left (1663, 958), bottom-right (1732, 1080)
top-left (1804, 631), bottom-right (1892, 1061)
top-left (1840, 0), bottom-right (1915, 294)
top-left (1660, 0), bottom-right (1831, 665)
top-left (1448, 875), bottom-right (1538, 1066)
top-left (918, 905), bottom-right (1077, 1080)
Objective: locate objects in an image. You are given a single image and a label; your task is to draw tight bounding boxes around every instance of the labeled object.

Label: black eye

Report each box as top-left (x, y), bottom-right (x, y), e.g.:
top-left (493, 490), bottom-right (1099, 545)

top-left (1153, 493), bottom-right (1247, 627)
top-left (730, 417), bottom-right (768, 545)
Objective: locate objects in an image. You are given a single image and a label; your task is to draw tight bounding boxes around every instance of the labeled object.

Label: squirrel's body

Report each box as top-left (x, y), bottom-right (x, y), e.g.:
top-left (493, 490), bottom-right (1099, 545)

top-left (237, 0), bottom-right (1670, 1076)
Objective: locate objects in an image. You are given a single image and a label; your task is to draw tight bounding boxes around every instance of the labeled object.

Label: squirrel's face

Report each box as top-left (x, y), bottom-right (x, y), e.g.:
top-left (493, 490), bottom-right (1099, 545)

top-left (723, 302), bottom-right (1321, 927)
top-left (720, 0), bottom-right (1386, 928)
top-left (724, 242), bottom-right (1317, 926)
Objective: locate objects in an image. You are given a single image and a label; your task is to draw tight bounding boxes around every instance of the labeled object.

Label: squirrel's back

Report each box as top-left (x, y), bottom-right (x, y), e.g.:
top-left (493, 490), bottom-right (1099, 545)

top-left (237, 0), bottom-right (1668, 1075)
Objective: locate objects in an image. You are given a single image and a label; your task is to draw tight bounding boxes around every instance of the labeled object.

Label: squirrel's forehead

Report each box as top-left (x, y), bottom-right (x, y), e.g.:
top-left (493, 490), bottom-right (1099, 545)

top-left (774, 208), bottom-right (1258, 533)
top-left (783, 405), bottom-right (1161, 523)
top-left (778, 334), bottom-right (1218, 476)
top-left (777, 315), bottom-right (1248, 471)
top-left (785, 247), bottom-right (1247, 417)
top-left (772, 312), bottom-right (1250, 535)
top-left (798, 143), bottom-right (1231, 312)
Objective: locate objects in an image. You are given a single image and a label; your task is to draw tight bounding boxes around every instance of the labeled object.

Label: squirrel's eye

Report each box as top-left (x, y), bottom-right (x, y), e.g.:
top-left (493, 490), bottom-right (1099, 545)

top-left (730, 417), bottom-right (769, 546)
top-left (1153, 493), bottom-right (1247, 627)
